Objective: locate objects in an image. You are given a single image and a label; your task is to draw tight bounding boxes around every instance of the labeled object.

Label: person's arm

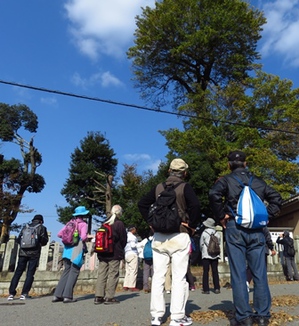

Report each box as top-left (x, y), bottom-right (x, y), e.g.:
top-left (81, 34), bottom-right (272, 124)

top-left (264, 185), bottom-right (282, 218)
top-left (209, 177), bottom-right (228, 225)
top-left (138, 186), bottom-right (156, 222)
top-left (39, 225), bottom-right (49, 246)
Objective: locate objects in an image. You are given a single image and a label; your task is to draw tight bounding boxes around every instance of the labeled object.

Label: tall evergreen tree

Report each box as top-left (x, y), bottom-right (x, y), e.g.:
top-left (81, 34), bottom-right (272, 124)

top-left (57, 131), bottom-right (117, 225)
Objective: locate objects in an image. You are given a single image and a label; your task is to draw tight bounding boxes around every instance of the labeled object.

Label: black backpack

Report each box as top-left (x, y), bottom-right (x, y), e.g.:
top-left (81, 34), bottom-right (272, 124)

top-left (287, 238), bottom-right (295, 257)
top-left (148, 182), bottom-right (184, 233)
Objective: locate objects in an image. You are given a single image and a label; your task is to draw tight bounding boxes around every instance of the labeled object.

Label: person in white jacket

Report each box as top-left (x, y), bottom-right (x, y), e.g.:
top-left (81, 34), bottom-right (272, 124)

top-left (200, 218), bottom-right (221, 294)
top-left (123, 226), bottom-right (139, 291)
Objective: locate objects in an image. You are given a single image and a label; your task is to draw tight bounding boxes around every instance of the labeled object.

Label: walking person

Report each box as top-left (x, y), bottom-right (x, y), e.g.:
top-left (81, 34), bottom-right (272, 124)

top-left (200, 218), bottom-right (221, 294)
top-left (138, 158), bottom-right (201, 326)
top-left (209, 151), bottom-right (282, 326)
top-left (94, 204), bottom-right (127, 304)
top-left (7, 214), bottom-right (49, 300)
top-left (276, 231), bottom-right (299, 281)
top-left (123, 225), bottom-right (140, 291)
top-left (52, 206), bottom-right (89, 303)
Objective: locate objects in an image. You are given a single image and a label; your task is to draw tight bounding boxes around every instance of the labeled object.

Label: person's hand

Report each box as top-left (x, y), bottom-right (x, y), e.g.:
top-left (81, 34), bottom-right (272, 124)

top-left (271, 249), bottom-right (276, 256)
top-left (181, 222), bottom-right (196, 235)
top-left (220, 214), bottom-right (230, 229)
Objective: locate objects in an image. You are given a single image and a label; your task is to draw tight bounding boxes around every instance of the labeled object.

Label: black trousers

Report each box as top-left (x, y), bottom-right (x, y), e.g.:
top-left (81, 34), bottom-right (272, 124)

top-left (9, 255), bottom-right (39, 296)
top-left (202, 258), bottom-right (220, 292)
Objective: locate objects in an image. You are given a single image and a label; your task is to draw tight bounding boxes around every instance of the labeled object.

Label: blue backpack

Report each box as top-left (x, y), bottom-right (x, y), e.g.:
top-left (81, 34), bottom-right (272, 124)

top-left (230, 176), bottom-right (268, 229)
top-left (143, 238), bottom-right (153, 260)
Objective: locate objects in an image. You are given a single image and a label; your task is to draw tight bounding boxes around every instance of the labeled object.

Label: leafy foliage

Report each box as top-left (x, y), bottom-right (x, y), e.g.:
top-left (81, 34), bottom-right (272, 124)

top-left (0, 103), bottom-right (44, 243)
top-left (128, 0), bottom-right (265, 108)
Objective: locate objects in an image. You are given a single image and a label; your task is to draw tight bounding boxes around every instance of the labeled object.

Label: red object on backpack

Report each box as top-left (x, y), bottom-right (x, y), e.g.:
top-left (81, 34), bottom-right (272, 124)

top-left (94, 223), bottom-right (113, 253)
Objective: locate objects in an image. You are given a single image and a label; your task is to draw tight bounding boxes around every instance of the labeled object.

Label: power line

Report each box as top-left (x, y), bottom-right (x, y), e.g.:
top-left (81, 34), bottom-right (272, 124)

top-left (1, 79), bottom-right (298, 135)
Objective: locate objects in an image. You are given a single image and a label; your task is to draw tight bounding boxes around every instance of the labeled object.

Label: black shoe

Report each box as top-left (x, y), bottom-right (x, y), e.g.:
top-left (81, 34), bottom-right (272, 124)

top-left (52, 296), bottom-right (63, 303)
top-left (214, 289), bottom-right (221, 294)
top-left (202, 291), bottom-right (210, 294)
top-left (63, 298), bottom-right (77, 303)
top-left (230, 317), bottom-right (252, 326)
top-left (94, 296), bottom-right (105, 305)
top-left (104, 298), bottom-right (120, 304)
top-left (253, 317), bottom-right (270, 326)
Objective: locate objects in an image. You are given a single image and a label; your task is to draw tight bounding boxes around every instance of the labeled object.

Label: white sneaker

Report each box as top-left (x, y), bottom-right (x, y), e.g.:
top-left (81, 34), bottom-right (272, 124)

top-left (166, 290), bottom-right (171, 294)
top-left (19, 295), bottom-right (26, 300)
top-left (169, 316), bottom-right (192, 326)
top-left (151, 316), bottom-right (162, 326)
top-left (7, 295), bottom-right (14, 301)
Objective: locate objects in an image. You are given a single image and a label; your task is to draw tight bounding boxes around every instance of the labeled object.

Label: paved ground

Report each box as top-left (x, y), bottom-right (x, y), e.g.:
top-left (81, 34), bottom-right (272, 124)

top-left (0, 282), bottom-right (299, 326)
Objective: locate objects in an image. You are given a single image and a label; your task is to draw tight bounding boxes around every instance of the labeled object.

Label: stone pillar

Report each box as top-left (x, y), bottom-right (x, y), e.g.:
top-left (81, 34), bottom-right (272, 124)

top-left (38, 232), bottom-right (51, 271)
top-left (2, 235), bottom-right (18, 272)
top-left (51, 242), bottom-right (61, 271)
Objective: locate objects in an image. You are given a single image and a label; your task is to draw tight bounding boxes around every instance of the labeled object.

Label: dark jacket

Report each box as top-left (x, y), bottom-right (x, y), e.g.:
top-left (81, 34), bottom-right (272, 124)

top-left (138, 175), bottom-right (201, 231)
top-left (276, 235), bottom-right (294, 258)
top-left (209, 167), bottom-right (282, 224)
top-left (97, 218), bottom-right (127, 262)
top-left (17, 220), bottom-right (49, 258)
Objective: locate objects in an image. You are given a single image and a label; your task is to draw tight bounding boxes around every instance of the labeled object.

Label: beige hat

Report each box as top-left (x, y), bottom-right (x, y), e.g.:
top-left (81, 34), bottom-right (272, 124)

top-left (169, 158), bottom-right (189, 171)
top-left (203, 218), bottom-right (215, 229)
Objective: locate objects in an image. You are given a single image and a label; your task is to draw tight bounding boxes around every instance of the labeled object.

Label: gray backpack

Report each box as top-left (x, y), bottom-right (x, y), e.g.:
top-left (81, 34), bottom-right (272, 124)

top-left (20, 224), bottom-right (39, 249)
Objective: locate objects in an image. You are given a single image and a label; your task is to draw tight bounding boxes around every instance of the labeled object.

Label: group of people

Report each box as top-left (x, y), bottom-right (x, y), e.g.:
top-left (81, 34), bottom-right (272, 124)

top-left (6, 152), bottom-right (297, 326)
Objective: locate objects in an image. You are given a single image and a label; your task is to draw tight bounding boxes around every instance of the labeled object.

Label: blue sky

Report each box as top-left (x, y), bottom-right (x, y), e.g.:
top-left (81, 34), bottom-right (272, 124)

top-left (0, 0), bottom-right (298, 241)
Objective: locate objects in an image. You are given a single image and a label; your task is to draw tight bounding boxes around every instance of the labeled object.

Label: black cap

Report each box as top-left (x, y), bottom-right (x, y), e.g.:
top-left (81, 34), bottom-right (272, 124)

top-left (228, 151), bottom-right (246, 162)
top-left (33, 214), bottom-right (44, 223)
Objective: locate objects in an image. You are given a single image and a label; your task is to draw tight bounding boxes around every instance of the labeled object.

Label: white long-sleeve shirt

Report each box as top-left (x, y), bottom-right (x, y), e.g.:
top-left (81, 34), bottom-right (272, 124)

top-left (124, 231), bottom-right (139, 258)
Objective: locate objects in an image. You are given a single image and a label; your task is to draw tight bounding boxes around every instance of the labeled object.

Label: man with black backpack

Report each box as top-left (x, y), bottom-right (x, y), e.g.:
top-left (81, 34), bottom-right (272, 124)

top-left (138, 158), bottom-right (201, 326)
top-left (7, 214), bottom-right (48, 301)
top-left (209, 151), bottom-right (282, 326)
top-left (276, 231), bottom-right (299, 281)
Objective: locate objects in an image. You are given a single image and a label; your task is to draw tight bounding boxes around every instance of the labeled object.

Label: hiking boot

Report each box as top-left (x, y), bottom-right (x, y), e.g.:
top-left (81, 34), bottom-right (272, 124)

top-left (230, 317), bottom-right (252, 326)
top-left (169, 315), bottom-right (193, 326)
top-left (214, 289), bottom-right (221, 294)
top-left (94, 296), bottom-right (105, 304)
top-left (202, 291), bottom-right (210, 294)
top-left (151, 316), bottom-right (163, 326)
top-left (7, 295), bottom-right (14, 301)
top-left (253, 316), bottom-right (270, 326)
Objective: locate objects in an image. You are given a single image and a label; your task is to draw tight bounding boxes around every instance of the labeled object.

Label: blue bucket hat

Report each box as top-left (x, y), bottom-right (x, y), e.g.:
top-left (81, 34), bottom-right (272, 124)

top-left (73, 206), bottom-right (90, 216)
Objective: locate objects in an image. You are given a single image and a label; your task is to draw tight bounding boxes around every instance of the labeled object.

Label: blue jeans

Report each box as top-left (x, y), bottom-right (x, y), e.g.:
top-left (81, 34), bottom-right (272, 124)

top-left (9, 255), bottom-right (39, 296)
top-left (225, 219), bottom-right (271, 322)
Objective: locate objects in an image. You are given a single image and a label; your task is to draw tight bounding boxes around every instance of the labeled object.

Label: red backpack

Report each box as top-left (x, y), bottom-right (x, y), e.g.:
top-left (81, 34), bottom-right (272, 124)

top-left (94, 223), bottom-right (113, 253)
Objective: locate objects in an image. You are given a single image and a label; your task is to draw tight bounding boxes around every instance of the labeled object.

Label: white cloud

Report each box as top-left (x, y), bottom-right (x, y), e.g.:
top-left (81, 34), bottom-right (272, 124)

top-left (64, 0), bottom-right (155, 60)
top-left (124, 154), bottom-right (151, 161)
top-left (260, 0), bottom-right (299, 67)
top-left (40, 97), bottom-right (57, 106)
top-left (71, 71), bottom-right (123, 88)
top-left (123, 153), bottom-right (161, 173)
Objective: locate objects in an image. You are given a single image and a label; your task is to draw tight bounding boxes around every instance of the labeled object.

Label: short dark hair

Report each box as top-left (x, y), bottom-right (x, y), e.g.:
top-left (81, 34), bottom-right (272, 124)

top-left (229, 161), bottom-right (245, 170)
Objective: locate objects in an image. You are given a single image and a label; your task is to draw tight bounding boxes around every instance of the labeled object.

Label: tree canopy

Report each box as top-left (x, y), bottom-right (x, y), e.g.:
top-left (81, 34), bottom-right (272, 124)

top-left (128, 0), bottom-right (265, 108)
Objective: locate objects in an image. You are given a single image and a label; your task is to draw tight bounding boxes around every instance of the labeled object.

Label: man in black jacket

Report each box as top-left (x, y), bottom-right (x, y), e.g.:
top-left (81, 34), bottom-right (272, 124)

top-left (209, 151), bottom-right (282, 326)
top-left (276, 231), bottom-right (299, 281)
top-left (7, 214), bottom-right (48, 300)
top-left (138, 158), bottom-right (201, 326)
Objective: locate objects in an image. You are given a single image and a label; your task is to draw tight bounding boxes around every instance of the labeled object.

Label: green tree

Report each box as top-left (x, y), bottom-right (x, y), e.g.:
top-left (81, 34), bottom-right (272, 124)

top-left (0, 103), bottom-right (45, 243)
top-left (57, 131), bottom-right (117, 225)
top-left (162, 72), bottom-right (299, 205)
top-left (127, 0), bottom-right (265, 108)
